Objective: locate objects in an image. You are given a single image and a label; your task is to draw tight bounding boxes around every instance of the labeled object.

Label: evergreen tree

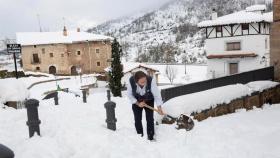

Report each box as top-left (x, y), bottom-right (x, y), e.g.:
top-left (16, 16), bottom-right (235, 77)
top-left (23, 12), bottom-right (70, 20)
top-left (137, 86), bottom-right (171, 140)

top-left (109, 39), bottom-right (124, 97)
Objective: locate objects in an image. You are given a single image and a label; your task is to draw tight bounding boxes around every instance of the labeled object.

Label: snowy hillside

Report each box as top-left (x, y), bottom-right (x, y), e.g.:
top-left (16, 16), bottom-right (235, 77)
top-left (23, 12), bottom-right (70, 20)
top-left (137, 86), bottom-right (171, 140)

top-left (88, 0), bottom-right (272, 63)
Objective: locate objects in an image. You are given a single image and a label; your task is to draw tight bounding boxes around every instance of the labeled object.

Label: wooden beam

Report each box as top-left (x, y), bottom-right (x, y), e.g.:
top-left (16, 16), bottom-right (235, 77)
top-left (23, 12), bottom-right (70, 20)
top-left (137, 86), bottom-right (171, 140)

top-left (233, 24), bottom-right (240, 35)
top-left (249, 23), bottom-right (259, 33)
top-left (223, 26), bottom-right (231, 35)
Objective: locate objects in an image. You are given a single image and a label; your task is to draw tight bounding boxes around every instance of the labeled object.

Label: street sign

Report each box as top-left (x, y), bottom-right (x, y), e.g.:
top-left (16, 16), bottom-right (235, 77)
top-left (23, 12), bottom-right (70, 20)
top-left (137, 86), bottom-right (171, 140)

top-left (6, 44), bottom-right (21, 79)
top-left (7, 44), bottom-right (21, 54)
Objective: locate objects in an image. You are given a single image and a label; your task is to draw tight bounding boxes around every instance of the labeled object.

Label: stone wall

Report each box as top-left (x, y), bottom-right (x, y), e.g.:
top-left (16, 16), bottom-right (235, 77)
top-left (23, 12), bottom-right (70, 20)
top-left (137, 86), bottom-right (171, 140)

top-left (21, 41), bottom-right (111, 75)
top-left (192, 85), bottom-right (280, 121)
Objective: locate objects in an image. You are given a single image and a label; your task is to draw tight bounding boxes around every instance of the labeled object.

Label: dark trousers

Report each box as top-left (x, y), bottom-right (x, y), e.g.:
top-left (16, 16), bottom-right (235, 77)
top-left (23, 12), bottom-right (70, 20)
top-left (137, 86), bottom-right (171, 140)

top-left (132, 101), bottom-right (154, 139)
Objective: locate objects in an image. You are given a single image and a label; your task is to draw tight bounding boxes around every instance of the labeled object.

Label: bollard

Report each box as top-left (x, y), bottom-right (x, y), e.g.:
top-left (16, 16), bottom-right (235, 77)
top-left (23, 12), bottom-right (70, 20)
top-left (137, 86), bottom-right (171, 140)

top-left (104, 90), bottom-right (117, 131)
top-left (54, 92), bottom-right (58, 105)
top-left (25, 99), bottom-right (41, 138)
top-left (0, 144), bottom-right (14, 158)
top-left (82, 89), bottom-right (87, 103)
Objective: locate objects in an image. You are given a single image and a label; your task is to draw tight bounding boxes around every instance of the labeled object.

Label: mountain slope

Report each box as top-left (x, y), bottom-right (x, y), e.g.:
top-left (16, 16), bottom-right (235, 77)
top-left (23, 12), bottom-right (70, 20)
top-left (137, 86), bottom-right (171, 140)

top-left (89, 0), bottom-right (272, 63)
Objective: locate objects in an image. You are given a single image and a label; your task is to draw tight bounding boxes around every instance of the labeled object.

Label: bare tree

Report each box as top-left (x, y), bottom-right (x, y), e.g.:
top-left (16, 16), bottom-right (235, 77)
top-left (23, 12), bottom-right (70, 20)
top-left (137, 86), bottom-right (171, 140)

top-left (165, 65), bottom-right (178, 85)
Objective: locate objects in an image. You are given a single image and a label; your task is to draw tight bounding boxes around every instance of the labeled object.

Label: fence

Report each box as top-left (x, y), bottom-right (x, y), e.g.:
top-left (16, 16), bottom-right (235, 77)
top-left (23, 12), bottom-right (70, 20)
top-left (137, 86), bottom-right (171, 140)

top-left (161, 66), bottom-right (275, 102)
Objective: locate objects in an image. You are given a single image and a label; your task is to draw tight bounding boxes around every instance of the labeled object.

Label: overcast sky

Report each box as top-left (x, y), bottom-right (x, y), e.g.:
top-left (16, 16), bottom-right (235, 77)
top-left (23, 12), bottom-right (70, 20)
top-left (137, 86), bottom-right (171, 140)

top-left (0, 0), bottom-right (172, 39)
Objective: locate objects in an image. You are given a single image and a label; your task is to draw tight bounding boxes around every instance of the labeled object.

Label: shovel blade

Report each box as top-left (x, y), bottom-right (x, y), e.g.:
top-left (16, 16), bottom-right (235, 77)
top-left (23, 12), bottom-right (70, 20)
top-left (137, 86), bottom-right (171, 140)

top-left (176, 114), bottom-right (195, 131)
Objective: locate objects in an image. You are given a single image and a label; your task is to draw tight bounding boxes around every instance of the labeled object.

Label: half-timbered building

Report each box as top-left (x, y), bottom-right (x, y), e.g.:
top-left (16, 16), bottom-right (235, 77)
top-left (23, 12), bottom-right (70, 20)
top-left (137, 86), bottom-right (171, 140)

top-left (198, 5), bottom-right (273, 78)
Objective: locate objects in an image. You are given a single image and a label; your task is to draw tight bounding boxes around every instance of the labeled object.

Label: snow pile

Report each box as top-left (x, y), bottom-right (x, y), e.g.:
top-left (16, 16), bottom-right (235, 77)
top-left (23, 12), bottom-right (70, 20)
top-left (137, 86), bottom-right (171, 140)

top-left (0, 78), bottom-right (29, 104)
top-left (163, 84), bottom-right (251, 116)
top-left (198, 4), bottom-right (273, 27)
top-left (16, 31), bottom-right (113, 46)
top-left (247, 80), bottom-right (279, 92)
top-left (163, 81), bottom-right (279, 116)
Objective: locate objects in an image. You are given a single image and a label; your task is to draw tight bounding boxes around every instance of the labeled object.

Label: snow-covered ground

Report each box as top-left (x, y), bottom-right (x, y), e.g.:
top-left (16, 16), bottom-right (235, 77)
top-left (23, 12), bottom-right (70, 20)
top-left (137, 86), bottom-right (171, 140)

top-left (147, 64), bottom-right (207, 84)
top-left (0, 76), bottom-right (280, 158)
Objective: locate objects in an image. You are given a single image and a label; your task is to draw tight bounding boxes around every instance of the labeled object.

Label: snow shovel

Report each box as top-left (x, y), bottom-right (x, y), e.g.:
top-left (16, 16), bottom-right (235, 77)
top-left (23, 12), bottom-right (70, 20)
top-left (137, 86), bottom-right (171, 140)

top-left (143, 104), bottom-right (195, 131)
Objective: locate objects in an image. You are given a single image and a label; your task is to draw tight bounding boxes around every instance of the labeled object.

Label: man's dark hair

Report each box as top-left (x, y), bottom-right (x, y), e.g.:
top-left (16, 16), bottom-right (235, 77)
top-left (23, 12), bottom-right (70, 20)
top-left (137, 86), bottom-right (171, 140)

top-left (134, 71), bottom-right (147, 83)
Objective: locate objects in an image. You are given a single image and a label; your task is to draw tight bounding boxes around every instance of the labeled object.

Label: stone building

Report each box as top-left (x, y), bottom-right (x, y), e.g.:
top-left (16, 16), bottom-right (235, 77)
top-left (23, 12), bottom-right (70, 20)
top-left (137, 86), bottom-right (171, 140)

top-left (16, 27), bottom-right (113, 75)
top-left (270, 0), bottom-right (280, 80)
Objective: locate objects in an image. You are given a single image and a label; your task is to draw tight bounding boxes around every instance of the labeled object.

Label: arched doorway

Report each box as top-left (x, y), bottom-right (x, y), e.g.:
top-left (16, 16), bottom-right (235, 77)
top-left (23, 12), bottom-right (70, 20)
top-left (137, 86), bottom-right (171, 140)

top-left (49, 66), bottom-right (56, 74)
top-left (71, 66), bottom-right (78, 75)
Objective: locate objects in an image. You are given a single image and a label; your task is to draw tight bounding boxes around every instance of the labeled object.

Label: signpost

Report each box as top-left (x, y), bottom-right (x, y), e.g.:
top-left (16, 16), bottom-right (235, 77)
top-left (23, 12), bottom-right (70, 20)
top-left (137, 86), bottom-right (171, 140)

top-left (7, 44), bottom-right (21, 79)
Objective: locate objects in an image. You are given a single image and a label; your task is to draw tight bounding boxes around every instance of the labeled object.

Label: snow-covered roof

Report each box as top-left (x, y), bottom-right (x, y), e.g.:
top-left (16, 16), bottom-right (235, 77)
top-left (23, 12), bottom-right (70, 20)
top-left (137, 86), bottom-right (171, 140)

top-left (123, 63), bottom-right (159, 74)
top-left (104, 62), bottom-right (160, 73)
top-left (198, 5), bottom-right (273, 27)
top-left (16, 31), bottom-right (113, 46)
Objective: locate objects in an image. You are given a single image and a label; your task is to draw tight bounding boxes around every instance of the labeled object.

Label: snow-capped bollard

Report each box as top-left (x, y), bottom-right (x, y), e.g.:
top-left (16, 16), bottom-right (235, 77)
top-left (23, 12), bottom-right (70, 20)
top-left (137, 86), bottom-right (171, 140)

top-left (25, 99), bottom-right (41, 138)
top-left (104, 90), bottom-right (117, 131)
top-left (0, 144), bottom-right (14, 158)
top-left (82, 89), bottom-right (87, 103)
top-left (54, 92), bottom-right (58, 105)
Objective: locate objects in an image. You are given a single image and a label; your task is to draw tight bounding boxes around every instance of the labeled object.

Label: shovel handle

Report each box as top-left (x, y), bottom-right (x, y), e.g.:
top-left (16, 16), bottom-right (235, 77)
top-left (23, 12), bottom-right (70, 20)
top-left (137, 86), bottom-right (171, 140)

top-left (143, 104), bottom-right (160, 113)
top-left (144, 104), bottom-right (176, 120)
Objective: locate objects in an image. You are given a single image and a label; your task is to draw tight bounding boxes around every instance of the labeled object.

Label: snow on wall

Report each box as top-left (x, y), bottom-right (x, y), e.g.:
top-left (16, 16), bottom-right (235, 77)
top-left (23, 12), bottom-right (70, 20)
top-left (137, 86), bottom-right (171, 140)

top-left (0, 78), bottom-right (29, 104)
top-left (246, 81), bottom-right (279, 92)
top-left (163, 81), bottom-right (279, 117)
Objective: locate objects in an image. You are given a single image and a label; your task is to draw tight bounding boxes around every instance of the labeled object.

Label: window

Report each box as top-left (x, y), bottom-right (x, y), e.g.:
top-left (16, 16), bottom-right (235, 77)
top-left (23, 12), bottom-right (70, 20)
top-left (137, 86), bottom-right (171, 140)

top-left (32, 54), bottom-right (40, 63)
top-left (226, 42), bottom-right (241, 51)
top-left (36, 67), bottom-right (40, 71)
top-left (265, 38), bottom-right (268, 49)
top-left (77, 51), bottom-right (81, 55)
top-left (242, 24), bottom-right (249, 30)
top-left (229, 63), bottom-right (238, 75)
top-left (97, 62), bottom-right (101, 66)
top-left (50, 53), bottom-right (54, 57)
top-left (96, 49), bottom-right (100, 54)
top-left (42, 48), bottom-right (45, 54)
top-left (216, 26), bottom-right (222, 33)
top-left (61, 54), bottom-right (64, 57)
top-left (33, 45), bottom-right (37, 48)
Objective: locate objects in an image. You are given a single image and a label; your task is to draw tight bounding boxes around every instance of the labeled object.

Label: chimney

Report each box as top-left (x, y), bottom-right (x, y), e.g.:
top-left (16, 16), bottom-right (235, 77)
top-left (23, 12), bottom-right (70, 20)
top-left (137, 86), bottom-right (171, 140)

top-left (211, 9), bottom-right (218, 20)
top-left (63, 26), bottom-right (67, 36)
top-left (77, 27), bottom-right (81, 32)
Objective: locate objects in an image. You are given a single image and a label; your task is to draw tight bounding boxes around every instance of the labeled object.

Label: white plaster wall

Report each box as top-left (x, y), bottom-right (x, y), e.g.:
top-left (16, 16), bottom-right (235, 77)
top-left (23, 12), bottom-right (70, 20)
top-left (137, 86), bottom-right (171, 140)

top-left (205, 34), bottom-right (270, 78)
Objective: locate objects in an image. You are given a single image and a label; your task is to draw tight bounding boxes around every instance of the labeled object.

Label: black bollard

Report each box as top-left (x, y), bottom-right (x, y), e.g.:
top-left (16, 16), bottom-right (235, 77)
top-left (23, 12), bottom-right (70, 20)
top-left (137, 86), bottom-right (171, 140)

top-left (0, 144), bottom-right (14, 158)
top-left (54, 92), bottom-right (58, 105)
top-left (104, 90), bottom-right (117, 131)
top-left (82, 89), bottom-right (87, 103)
top-left (25, 99), bottom-right (41, 138)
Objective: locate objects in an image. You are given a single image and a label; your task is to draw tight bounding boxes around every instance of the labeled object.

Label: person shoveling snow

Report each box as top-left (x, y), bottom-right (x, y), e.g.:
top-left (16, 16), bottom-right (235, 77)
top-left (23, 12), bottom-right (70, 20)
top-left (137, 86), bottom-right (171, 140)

top-left (127, 71), bottom-right (194, 141)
